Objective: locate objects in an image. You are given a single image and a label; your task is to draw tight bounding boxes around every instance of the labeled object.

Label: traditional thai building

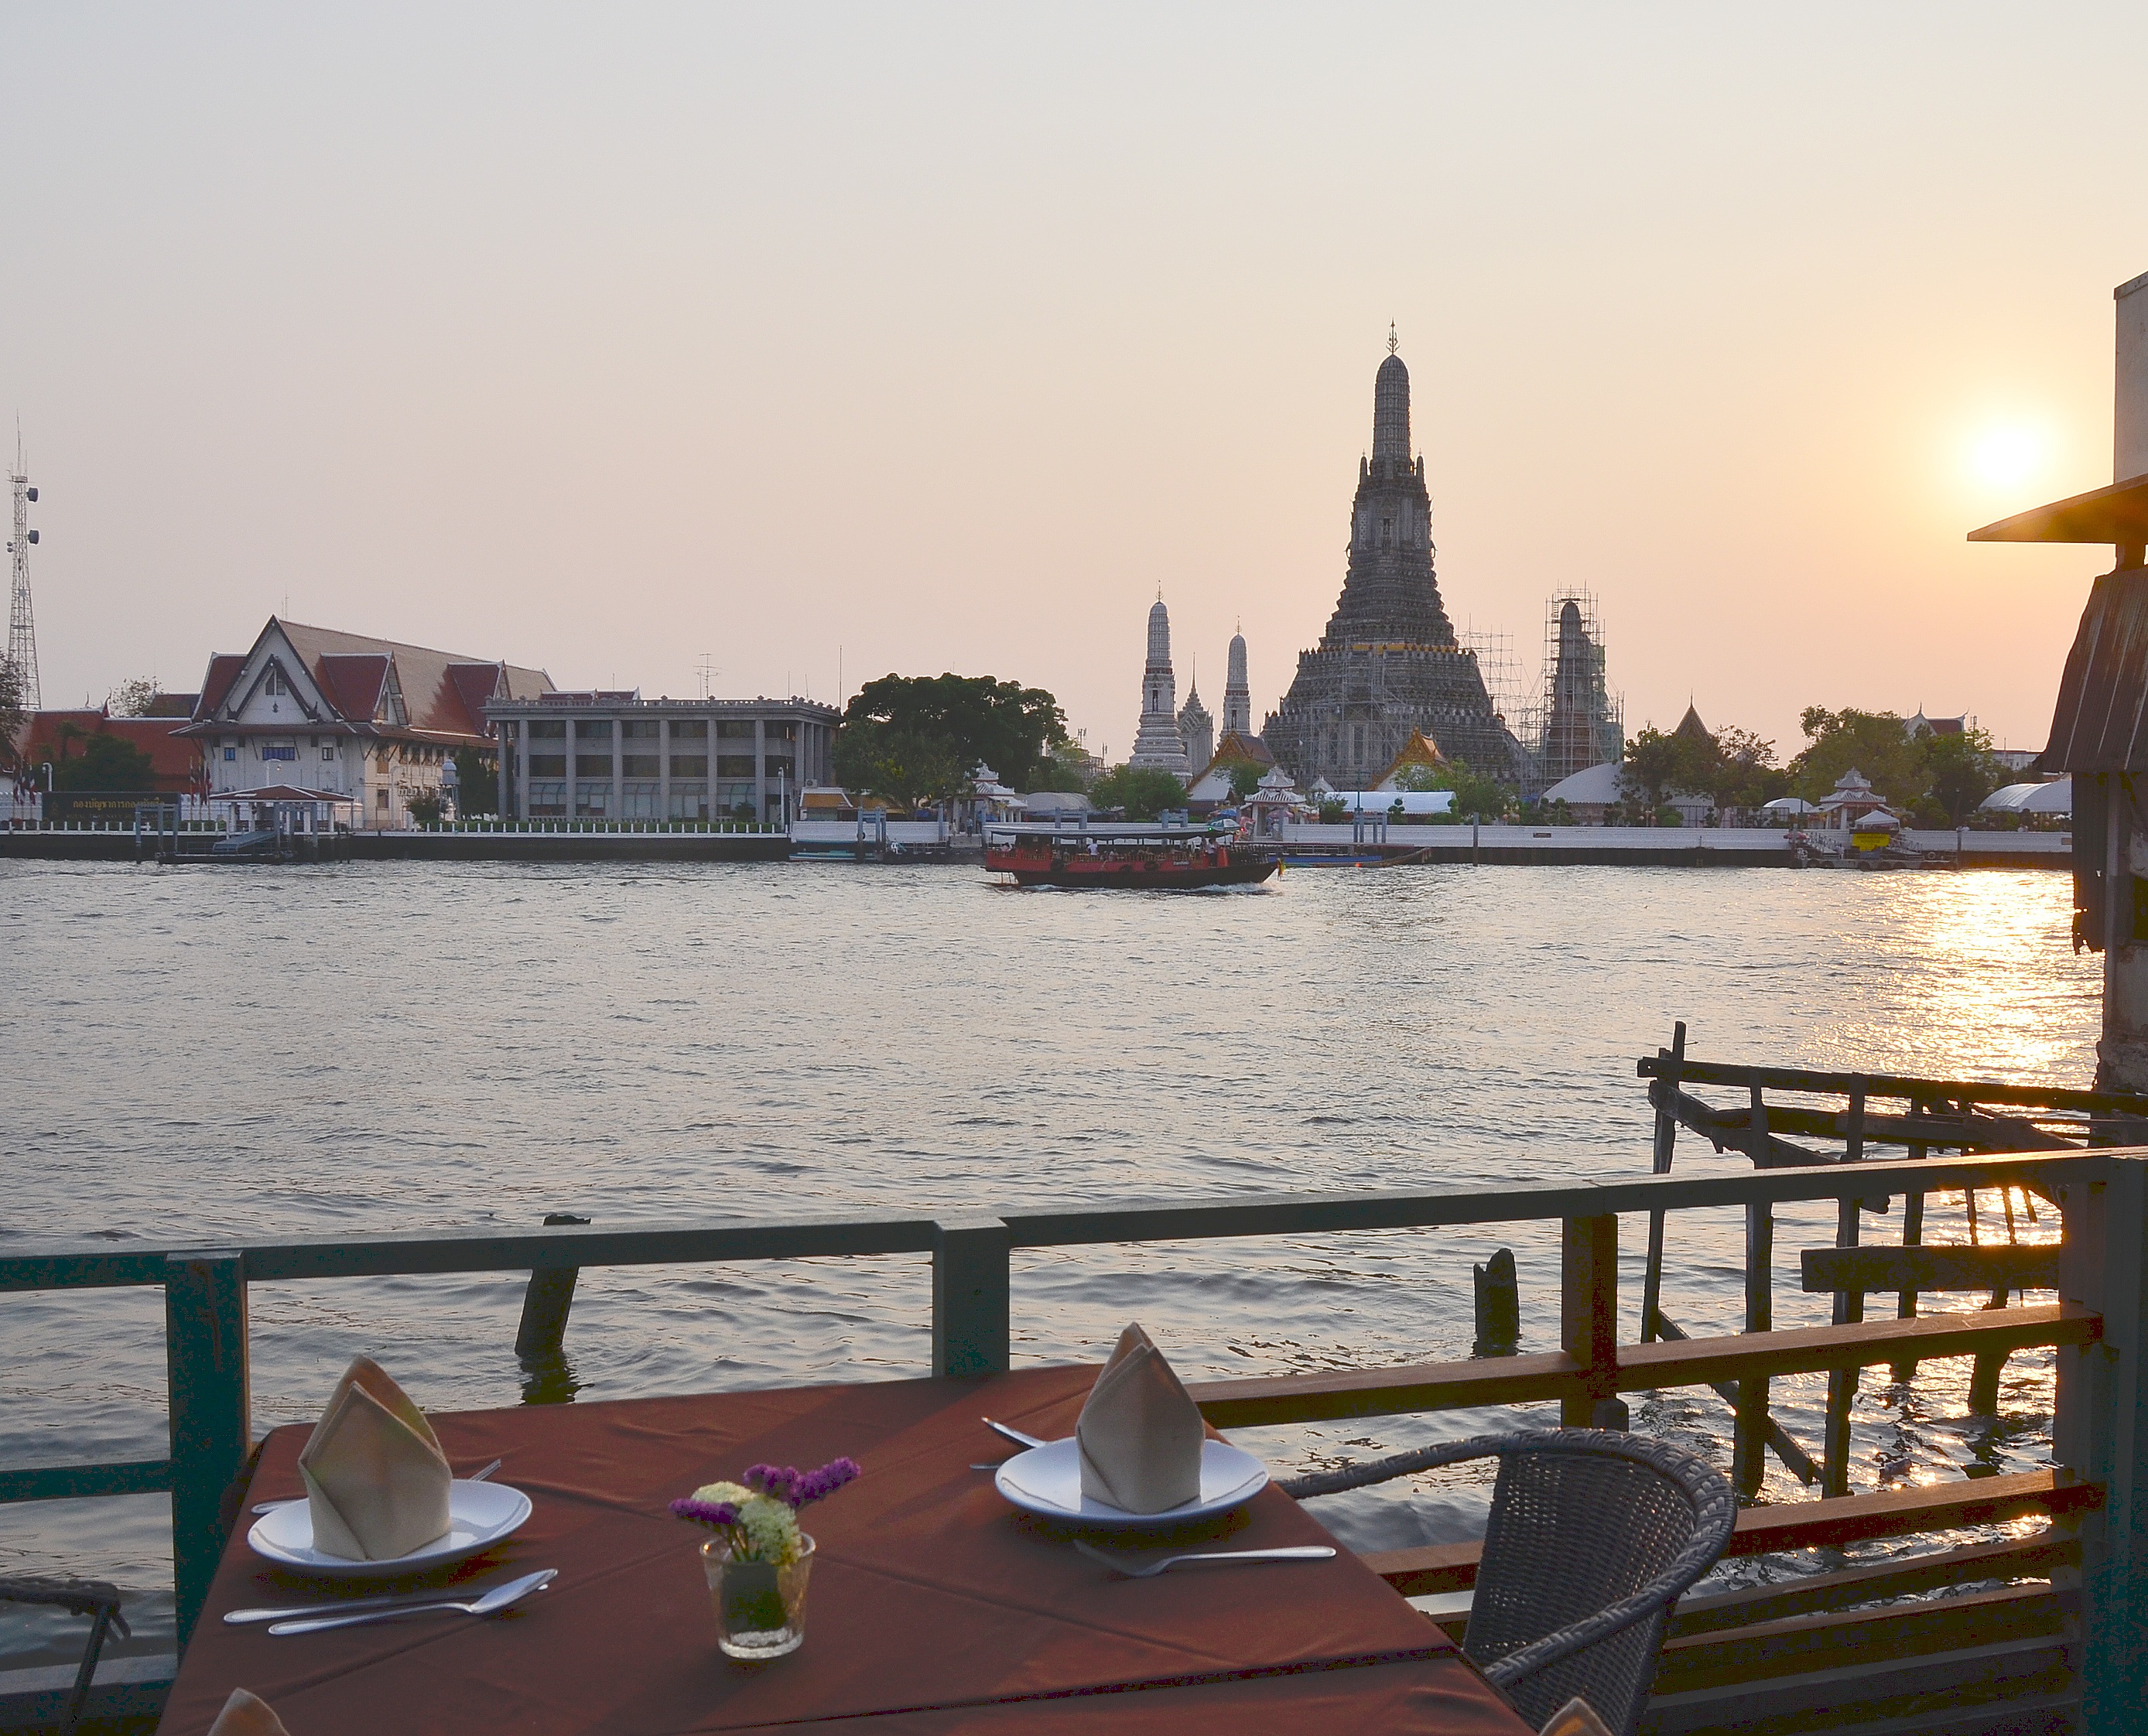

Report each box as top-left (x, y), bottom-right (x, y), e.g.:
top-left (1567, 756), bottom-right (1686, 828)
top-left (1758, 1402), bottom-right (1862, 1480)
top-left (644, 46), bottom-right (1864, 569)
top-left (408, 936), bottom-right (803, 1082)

top-left (1176, 677), bottom-right (1214, 778)
top-left (178, 618), bottom-right (552, 828)
top-left (1222, 629), bottom-right (1254, 740)
top-left (1184, 730), bottom-right (1277, 807)
top-left (1128, 597), bottom-right (1192, 777)
top-left (1264, 338), bottom-right (1524, 789)
top-left (1373, 728), bottom-right (1449, 791)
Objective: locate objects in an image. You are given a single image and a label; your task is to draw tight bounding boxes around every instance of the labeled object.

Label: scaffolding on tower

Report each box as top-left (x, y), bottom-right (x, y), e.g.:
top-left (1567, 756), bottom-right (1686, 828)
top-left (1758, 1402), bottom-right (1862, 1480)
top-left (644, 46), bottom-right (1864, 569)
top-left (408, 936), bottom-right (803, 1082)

top-left (1522, 589), bottom-right (1624, 791)
top-left (7, 434), bottom-right (39, 712)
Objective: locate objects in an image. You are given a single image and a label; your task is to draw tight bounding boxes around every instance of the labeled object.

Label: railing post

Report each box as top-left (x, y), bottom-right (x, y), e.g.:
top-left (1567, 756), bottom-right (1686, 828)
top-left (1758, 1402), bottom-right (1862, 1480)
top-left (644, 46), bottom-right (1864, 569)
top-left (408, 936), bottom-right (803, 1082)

top-left (2056, 1157), bottom-right (2148, 1730)
top-left (932, 1215), bottom-right (1011, 1378)
top-left (1736, 1195), bottom-right (1773, 1496)
top-left (1561, 1215), bottom-right (1622, 1427)
top-left (1641, 1022), bottom-right (1685, 1343)
top-left (166, 1252), bottom-right (249, 1650)
top-left (1822, 1080), bottom-right (1867, 1496)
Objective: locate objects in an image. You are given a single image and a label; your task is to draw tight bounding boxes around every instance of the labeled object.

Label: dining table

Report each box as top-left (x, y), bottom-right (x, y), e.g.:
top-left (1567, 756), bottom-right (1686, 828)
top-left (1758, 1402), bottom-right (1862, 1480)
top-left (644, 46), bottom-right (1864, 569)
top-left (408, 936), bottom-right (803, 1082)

top-left (160, 1362), bottom-right (1536, 1734)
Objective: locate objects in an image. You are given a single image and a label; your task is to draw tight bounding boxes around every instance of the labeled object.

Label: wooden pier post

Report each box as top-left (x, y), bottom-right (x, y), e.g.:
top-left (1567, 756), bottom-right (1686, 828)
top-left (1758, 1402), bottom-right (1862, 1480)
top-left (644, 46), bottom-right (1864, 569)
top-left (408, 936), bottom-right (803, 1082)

top-left (1736, 1112), bottom-right (1773, 1495)
top-left (1822, 1080), bottom-right (1866, 1497)
top-left (515, 1213), bottom-right (591, 1359)
top-left (1561, 1215), bottom-right (1622, 1428)
top-left (1472, 1248), bottom-right (1520, 1355)
top-left (1640, 1022), bottom-right (1685, 1344)
top-left (1893, 1097), bottom-right (1928, 1382)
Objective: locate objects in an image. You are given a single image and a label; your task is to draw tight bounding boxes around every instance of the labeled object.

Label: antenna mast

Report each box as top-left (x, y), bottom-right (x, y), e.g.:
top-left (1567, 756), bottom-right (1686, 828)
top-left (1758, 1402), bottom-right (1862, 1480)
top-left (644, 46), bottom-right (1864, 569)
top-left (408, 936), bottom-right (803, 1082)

top-left (7, 432), bottom-right (39, 710)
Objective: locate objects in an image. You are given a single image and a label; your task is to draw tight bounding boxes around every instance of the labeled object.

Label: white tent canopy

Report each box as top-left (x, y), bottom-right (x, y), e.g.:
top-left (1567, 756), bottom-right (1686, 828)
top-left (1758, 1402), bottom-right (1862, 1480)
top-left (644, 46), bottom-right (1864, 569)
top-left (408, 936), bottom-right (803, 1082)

top-left (1980, 777), bottom-right (2072, 815)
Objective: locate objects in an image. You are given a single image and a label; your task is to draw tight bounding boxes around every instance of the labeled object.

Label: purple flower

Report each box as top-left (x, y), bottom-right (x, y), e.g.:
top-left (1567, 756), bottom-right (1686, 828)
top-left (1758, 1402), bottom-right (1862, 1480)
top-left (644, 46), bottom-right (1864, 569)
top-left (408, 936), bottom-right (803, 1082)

top-left (669, 1496), bottom-right (741, 1528)
top-left (741, 1457), bottom-right (860, 1510)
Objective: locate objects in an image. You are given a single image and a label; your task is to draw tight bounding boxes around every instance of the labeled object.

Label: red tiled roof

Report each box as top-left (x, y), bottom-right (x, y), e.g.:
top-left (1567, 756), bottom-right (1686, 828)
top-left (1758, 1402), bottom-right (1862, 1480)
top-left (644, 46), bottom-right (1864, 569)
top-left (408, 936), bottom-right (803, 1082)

top-left (16, 710), bottom-right (203, 791)
top-left (314, 654), bottom-right (390, 722)
top-left (196, 655), bottom-right (246, 718)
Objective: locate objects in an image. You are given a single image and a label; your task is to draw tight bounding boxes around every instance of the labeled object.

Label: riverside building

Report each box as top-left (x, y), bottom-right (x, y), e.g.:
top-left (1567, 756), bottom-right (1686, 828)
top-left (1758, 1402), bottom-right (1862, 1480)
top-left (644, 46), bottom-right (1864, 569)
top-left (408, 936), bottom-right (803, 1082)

top-left (180, 617), bottom-right (554, 828)
top-left (487, 692), bottom-right (839, 825)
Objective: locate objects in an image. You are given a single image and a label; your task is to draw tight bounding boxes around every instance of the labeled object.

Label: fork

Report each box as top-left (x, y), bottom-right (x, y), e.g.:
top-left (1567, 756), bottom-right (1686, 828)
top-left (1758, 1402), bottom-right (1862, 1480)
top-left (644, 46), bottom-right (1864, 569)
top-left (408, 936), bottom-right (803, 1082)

top-left (1072, 1539), bottom-right (1335, 1578)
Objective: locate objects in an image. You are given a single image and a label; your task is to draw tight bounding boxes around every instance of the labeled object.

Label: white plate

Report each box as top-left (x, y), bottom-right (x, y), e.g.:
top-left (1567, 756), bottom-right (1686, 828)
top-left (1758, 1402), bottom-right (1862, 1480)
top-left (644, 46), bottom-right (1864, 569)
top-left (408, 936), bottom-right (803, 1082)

top-left (246, 1481), bottom-right (534, 1579)
top-left (994, 1439), bottom-right (1269, 1529)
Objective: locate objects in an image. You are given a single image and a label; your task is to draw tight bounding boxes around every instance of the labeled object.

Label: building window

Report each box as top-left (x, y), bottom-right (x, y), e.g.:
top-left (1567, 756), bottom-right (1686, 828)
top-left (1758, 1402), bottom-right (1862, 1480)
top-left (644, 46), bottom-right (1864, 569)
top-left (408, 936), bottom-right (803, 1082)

top-left (764, 756), bottom-right (794, 779)
top-left (574, 754), bottom-right (613, 779)
top-left (321, 745), bottom-right (335, 761)
top-left (224, 746), bottom-right (236, 762)
top-left (376, 788), bottom-right (389, 811)
top-left (717, 782), bottom-right (757, 818)
top-left (265, 666), bottom-right (287, 696)
top-left (527, 780), bottom-right (566, 816)
top-left (716, 720), bottom-right (756, 740)
top-left (620, 754), bottom-right (660, 777)
top-left (574, 783), bottom-right (611, 817)
top-left (1380, 518), bottom-right (1392, 547)
top-left (621, 719), bottom-right (659, 741)
top-left (263, 740), bottom-right (296, 761)
top-left (668, 789), bottom-right (710, 820)
top-left (764, 722), bottom-right (798, 744)
top-left (669, 754), bottom-right (707, 778)
top-left (528, 719), bottom-right (566, 741)
top-left (717, 755), bottom-right (757, 778)
top-left (574, 719), bottom-right (612, 741)
top-left (620, 781), bottom-right (661, 820)
top-left (527, 754), bottom-right (566, 777)
top-left (669, 719), bottom-right (707, 741)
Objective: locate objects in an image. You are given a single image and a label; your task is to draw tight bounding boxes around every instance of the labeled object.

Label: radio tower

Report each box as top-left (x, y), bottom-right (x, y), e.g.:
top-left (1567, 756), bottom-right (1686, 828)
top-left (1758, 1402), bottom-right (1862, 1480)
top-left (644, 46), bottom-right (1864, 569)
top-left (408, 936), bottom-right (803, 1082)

top-left (7, 432), bottom-right (39, 710)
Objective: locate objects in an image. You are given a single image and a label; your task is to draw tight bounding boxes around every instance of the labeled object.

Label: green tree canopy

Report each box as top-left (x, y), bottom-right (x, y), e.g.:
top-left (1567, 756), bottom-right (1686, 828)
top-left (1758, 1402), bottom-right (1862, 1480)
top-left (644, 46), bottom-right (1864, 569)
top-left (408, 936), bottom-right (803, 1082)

top-left (53, 732), bottom-right (156, 791)
top-left (1790, 709), bottom-right (1927, 808)
top-left (837, 674), bottom-right (1069, 794)
top-left (106, 678), bottom-right (159, 718)
top-left (1227, 760), bottom-right (1265, 801)
top-left (454, 746), bottom-right (498, 817)
top-left (1088, 764), bottom-right (1188, 821)
top-left (832, 724), bottom-right (966, 811)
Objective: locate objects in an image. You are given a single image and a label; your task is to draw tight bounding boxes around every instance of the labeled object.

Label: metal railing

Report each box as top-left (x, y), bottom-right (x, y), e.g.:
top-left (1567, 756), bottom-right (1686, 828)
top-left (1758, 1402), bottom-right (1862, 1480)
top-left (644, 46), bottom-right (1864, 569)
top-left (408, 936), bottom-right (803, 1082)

top-left (2, 1151), bottom-right (2143, 1722)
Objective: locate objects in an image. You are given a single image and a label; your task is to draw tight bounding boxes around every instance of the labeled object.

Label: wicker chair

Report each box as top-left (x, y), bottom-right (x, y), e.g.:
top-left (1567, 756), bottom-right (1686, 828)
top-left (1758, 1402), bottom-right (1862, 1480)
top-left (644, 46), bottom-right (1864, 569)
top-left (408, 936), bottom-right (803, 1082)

top-left (1279, 1429), bottom-right (1735, 1736)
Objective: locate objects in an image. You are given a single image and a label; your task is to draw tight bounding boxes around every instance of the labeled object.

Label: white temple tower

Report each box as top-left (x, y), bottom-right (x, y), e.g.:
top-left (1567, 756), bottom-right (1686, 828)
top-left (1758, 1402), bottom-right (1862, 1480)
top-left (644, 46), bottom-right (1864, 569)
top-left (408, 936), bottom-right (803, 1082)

top-left (1223, 629), bottom-right (1252, 740)
top-left (1178, 672), bottom-right (1214, 775)
top-left (1129, 597), bottom-right (1192, 777)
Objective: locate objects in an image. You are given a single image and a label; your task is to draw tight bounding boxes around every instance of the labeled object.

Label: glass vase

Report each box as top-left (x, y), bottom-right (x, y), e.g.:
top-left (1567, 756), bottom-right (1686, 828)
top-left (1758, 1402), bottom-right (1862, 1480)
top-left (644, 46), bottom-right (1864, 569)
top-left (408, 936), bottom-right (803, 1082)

top-left (702, 1534), bottom-right (814, 1659)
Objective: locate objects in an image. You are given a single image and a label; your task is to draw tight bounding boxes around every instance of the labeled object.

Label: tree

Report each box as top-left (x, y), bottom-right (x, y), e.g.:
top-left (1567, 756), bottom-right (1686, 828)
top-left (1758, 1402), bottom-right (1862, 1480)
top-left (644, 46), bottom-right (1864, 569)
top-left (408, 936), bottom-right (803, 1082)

top-left (832, 723), bottom-right (965, 811)
top-left (1227, 760), bottom-right (1265, 801)
top-left (53, 732), bottom-right (156, 791)
top-left (838, 674), bottom-right (1069, 792)
top-left (1088, 764), bottom-right (1189, 820)
top-left (1025, 745), bottom-right (1093, 794)
top-left (0, 658), bottom-right (25, 775)
top-left (106, 678), bottom-right (159, 718)
top-left (1922, 727), bottom-right (2003, 825)
top-left (454, 747), bottom-right (498, 817)
top-left (1791, 708), bottom-right (1927, 810)
top-left (1622, 728), bottom-right (1681, 811)
top-left (405, 789), bottom-right (444, 828)
top-left (1707, 726), bottom-right (1787, 812)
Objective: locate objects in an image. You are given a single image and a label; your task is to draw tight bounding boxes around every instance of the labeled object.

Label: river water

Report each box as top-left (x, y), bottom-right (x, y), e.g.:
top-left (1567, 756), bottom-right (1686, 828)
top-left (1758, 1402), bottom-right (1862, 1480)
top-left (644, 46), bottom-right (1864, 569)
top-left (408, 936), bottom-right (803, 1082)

top-left (0, 859), bottom-right (2098, 1664)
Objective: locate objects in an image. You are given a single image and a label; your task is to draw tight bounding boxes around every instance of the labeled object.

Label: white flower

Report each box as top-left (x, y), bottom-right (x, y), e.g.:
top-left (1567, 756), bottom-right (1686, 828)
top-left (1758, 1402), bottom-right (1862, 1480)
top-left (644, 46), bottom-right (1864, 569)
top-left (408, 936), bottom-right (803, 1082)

top-left (690, 1480), bottom-right (754, 1509)
top-left (737, 1495), bottom-right (802, 1564)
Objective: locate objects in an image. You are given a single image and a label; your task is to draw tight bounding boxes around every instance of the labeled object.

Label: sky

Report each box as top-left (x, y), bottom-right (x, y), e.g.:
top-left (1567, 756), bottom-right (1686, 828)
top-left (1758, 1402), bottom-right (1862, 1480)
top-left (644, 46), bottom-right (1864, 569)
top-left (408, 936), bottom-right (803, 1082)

top-left (2, 4), bottom-right (2145, 761)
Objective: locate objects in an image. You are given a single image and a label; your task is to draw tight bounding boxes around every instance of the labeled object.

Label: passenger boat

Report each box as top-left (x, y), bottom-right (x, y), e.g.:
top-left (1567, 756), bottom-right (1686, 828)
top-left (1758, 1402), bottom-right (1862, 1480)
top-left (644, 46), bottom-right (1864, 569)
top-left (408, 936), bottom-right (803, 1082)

top-left (985, 826), bottom-right (1280, 890)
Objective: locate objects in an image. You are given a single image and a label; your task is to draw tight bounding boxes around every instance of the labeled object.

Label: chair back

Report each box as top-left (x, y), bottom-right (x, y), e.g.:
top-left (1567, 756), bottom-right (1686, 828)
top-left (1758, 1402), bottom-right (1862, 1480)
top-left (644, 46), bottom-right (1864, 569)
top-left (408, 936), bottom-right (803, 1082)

top-left (1463, 1444), bottom-right (1708, 1735)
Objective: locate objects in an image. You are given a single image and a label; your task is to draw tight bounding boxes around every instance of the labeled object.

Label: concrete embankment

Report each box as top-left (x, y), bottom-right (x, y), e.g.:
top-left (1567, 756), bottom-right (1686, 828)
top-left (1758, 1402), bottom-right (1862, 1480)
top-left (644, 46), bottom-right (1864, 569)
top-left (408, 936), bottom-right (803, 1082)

top-left (1, 829), bottom-right (793, 864)
top-left (1276, 824), bottom-right (2071, 869)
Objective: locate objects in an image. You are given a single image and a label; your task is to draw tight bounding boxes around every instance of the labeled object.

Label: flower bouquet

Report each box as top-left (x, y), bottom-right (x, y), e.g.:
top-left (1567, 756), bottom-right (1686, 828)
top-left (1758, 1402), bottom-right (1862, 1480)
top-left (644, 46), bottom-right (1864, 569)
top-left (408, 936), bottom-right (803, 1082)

top-left (672, 1458), bottom-right (859, 1659)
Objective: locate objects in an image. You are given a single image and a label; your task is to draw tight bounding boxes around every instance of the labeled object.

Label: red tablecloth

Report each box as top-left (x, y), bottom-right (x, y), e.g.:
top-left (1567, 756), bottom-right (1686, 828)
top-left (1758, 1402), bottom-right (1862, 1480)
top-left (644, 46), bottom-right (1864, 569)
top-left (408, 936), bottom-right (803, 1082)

top-left (162, 1365), bottom-right (1531, 1734)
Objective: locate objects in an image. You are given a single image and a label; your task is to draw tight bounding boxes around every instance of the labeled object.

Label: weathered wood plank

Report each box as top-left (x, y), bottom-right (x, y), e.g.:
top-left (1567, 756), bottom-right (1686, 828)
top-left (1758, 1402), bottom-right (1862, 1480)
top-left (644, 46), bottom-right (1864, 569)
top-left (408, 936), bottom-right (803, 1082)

top-left (1804, 1244), bottom-right (2060, 1294)
top-left (1365, 1468), bottom-right (2102, 1595)
top-left (1667, 1533), bottom-right (2074, 1635)
top-left (1634, 1054), bottom-right (2148, 1116)
top-left (1189, 1352), bottom-right (1585, 1429)
top-left (0, 1460), bottom-right (172, 1502)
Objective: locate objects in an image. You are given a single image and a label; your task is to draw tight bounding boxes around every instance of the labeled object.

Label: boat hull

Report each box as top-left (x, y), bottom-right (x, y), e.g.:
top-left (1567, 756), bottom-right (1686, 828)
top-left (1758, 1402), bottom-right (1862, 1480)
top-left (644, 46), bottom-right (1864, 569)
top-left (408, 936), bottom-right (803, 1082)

top-left (995, 857), bottom-right (1279, 890)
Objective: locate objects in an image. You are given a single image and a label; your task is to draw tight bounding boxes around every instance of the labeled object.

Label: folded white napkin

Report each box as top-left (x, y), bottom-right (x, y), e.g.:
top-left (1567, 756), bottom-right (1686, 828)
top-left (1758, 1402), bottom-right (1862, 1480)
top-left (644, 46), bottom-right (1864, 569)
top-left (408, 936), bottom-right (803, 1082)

top-left (207, 1688), bottom-right (291, 1736)
top-left (1076, 1323), bottom-right (1205, 1514)
top-left (297, 1355), bottom-right (453, 1561)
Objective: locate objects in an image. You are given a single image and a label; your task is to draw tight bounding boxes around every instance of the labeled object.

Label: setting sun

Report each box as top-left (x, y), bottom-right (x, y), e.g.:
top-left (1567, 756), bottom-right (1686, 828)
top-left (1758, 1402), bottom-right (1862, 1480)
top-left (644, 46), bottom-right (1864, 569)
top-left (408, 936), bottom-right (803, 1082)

top-left (1971, 424), bottom-right (2047, 490)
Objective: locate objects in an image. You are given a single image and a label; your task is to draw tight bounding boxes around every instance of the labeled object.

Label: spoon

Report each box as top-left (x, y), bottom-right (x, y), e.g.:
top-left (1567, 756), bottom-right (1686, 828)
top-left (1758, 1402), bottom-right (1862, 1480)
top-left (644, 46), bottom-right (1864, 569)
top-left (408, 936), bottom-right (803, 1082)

top-left (265, 1568), bottom-right (555, 1635)
top-left (1072, 1540), bottom-right (1336, 1579)
top-left (251, 1457), bottom-right (501, 1516)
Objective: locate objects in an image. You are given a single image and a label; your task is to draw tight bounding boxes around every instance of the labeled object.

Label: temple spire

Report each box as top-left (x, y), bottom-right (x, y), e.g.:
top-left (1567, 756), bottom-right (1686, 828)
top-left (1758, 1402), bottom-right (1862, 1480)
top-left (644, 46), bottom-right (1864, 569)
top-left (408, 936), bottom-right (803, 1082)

top-left (1372, 343), bottom-right (1411, 464)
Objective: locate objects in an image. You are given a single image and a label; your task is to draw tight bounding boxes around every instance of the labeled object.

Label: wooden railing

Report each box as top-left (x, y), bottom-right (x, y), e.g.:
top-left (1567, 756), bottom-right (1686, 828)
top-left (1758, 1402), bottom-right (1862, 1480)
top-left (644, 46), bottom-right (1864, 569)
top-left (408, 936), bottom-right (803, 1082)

top-left (3, 1150), bottom-right (2144, 1731)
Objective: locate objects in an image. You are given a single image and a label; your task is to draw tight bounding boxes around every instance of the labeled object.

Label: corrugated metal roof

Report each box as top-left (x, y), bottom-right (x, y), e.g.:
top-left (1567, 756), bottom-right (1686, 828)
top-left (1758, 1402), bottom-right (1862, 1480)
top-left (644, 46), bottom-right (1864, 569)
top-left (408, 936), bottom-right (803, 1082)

top-left (2044, 567), bottom-right (2148, 771)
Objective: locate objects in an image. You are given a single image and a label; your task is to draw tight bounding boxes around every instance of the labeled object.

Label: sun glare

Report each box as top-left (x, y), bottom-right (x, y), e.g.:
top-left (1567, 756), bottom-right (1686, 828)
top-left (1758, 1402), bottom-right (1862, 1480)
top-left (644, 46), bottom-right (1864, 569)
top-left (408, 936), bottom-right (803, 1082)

top-left (1971, 425), bottom-right (2044, 490)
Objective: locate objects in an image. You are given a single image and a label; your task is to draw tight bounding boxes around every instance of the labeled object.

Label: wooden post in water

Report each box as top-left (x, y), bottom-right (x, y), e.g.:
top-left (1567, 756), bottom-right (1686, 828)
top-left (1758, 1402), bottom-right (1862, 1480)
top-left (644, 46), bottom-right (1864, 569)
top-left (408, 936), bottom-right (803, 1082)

top-left (1561, 1215), bottom-right (1622, 1427)
top-left (1893, 1095), bottom-right (1928, 1382)
top-left (1736, 1087), bottom-right (1773, 1496)
top-left (932, 1215), bottom-right (1011, 1377)
top-left (515, 1213), bottom-right (592, 1359)
top-left (1822, 1080), bottom-right (1867, 1497)
top-left (1640, 1022), bottom-right (1685, 1344)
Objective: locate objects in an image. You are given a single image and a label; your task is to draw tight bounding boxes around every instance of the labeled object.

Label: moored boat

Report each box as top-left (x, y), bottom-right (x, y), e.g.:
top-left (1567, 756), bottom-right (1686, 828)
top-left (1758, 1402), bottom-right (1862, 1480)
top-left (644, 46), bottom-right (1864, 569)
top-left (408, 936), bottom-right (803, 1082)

top-left (985, 826), bottom-right (1279, 889)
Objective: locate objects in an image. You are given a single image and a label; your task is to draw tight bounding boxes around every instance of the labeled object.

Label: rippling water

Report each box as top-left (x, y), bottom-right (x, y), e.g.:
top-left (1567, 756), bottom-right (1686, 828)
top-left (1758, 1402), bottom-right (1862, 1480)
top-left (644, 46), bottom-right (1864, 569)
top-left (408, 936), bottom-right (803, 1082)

top-left (0, 859), bottom-right (2098, 1664)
